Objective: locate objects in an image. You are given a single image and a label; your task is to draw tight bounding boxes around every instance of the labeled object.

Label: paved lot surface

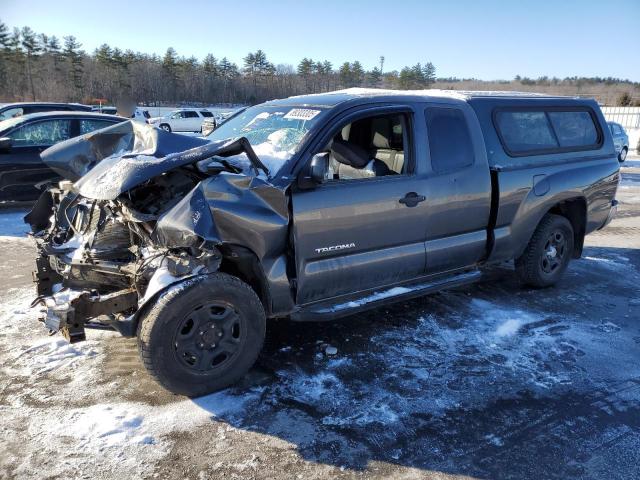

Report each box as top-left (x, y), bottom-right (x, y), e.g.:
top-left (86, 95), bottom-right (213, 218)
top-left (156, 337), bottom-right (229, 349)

top-left (0, 159), bottom-right (639, 479)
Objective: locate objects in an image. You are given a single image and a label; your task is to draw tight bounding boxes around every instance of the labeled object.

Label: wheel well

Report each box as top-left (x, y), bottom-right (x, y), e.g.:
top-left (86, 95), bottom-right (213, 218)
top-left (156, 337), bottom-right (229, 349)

top-left (548, 198), bottom-right (586, 258)
top-left (217, 245), bottom-right (271, 315)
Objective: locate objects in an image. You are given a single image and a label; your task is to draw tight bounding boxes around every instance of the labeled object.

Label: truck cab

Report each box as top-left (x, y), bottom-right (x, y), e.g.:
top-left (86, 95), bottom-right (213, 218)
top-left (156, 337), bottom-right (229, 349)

top-left (26, 89), bottom-right (620, 396)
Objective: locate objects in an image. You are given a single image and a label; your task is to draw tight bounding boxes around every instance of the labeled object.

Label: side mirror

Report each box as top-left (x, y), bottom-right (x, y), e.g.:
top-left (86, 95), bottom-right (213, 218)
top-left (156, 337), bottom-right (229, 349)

top-left (299, 152), bottom-right (329, 189)
top-left (310, 152), bottom-right (329, 183)
top-left (0, 137), bottom-right (12, 153)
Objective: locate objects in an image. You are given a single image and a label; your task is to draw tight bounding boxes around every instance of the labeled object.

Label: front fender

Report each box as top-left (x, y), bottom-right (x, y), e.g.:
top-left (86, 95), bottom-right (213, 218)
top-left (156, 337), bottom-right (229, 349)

top-left (114, 274), bottom-right (209, 337)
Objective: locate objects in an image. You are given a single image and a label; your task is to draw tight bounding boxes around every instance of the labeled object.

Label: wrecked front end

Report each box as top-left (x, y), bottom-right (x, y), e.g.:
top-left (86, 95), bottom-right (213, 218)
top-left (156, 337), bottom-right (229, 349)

top-left (27, 121), bottom-right (288, 343)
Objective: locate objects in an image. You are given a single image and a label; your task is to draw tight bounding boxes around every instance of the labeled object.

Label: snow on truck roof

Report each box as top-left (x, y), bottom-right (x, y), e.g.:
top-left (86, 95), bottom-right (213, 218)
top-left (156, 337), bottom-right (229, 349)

top-left (268, 88), bottom-right (574, 107)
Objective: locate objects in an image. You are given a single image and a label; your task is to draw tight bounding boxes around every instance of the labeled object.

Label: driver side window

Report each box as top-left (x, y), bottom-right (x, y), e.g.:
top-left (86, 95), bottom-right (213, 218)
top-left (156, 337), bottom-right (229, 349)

top-left (321, 113), bottom-right (410, 181)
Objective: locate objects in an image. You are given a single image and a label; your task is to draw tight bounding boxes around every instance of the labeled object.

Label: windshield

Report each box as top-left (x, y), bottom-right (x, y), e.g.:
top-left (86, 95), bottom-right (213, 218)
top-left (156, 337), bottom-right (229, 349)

top-left (206, 105), bottom-right (327, 176)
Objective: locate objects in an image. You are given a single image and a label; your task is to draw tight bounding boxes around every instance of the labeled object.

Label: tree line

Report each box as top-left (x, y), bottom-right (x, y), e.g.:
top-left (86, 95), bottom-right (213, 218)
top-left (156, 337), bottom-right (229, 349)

top-left (0, 20), bottom-right (637, 107)
top-left (0, 21), bottom-right (437, 105)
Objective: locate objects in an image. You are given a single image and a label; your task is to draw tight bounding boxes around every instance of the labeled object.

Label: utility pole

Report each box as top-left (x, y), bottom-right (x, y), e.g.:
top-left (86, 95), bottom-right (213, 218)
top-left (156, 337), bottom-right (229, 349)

top-left (379, 56), bottom-right (385, 76)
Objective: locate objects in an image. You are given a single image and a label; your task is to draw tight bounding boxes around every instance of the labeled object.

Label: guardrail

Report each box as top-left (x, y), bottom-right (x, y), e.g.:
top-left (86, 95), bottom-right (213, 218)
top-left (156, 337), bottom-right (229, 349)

top-left (601, 107), bottom-right (640, 129)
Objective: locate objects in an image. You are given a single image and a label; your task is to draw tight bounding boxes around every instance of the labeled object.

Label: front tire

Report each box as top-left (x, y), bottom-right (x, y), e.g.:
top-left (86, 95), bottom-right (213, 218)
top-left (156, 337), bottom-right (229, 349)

top-left (619, 147), bottom-right (627, 162)
top-left (515, 213), bottom-right (574, 288)
top-left (137, 273), bottom-right (266, 396)
top-left (159, 123), bottom-right (172, 132)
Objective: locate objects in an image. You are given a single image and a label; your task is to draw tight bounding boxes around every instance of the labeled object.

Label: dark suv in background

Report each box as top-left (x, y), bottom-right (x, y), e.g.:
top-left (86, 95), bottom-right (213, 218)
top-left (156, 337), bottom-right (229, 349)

top-left (0, 111), bottom-right (125, 201)
top-left (0, 102), bottom-right (92, 121)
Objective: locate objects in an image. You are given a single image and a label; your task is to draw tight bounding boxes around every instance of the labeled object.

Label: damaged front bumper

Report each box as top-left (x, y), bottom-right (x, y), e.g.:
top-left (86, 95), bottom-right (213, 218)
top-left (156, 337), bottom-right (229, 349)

top-left (33, 288), bottom-right (139, 342)
top-left (28, 188), bottom-right (222, 343)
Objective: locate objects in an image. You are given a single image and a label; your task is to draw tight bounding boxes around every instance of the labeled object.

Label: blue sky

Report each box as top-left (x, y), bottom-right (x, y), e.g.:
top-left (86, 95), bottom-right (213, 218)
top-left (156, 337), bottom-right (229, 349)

top-left (3, 0), bottom-right (639, 81)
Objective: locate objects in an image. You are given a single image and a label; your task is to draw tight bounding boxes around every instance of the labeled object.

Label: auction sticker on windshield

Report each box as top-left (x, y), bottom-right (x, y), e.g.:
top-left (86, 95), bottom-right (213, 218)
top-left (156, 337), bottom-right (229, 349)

top-left (283, 108), bottom-right (321, 121)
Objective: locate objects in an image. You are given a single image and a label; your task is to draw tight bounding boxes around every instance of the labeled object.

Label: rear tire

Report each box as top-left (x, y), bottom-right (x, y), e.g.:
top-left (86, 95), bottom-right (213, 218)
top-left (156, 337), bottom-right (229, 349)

top-left (515, 213), bottom-right (574, 288)
top-left (137, 273), bottom-right (266, 397)
top-left (619, 147), bottom-right (627, 162)
top-left (159, 123), bottom-right (171, 132)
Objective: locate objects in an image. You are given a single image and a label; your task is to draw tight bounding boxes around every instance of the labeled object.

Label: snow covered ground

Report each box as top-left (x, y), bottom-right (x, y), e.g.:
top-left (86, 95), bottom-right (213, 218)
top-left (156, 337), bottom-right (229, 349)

top-left (0, 164), bottom-right (639, 479)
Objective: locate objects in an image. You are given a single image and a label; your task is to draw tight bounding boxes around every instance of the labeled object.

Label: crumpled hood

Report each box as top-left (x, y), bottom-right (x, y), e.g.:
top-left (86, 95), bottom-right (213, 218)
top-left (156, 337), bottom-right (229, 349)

top-left (41, 120), bottom-right (269, 201)
top-left (41, 120), bottom-right (206, 182)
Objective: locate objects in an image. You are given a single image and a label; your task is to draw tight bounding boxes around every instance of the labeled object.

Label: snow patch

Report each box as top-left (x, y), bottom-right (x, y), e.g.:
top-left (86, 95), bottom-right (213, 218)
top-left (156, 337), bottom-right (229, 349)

top-left (13, 337), bottom-right (99, 375)
top-left (495, 318), bottom-right (523, 337)
top-left (331, 286), bottom-right (413, 311)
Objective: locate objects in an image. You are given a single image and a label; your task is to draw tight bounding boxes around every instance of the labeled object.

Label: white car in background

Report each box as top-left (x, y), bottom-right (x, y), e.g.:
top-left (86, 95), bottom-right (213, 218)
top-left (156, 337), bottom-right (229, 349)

top-left (148, 109), bottom-right (214, 133)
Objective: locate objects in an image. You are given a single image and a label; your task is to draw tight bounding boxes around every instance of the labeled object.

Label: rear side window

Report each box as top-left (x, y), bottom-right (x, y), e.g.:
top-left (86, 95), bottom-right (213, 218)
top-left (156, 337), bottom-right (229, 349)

top-left (494, 108), bottom-right (602, 156)
top-left (200, 111), bottom-right (213, 117)
top-left (425, 107), bottom-right (474, 172)
top-left (79, 119), bottom-right (116, 135)
top-left (495, 111), bottom-right (557, 153)
top-left (547, 111), bottom-right (598, 147)
top-left (184, 111), bottom-right (199, 118)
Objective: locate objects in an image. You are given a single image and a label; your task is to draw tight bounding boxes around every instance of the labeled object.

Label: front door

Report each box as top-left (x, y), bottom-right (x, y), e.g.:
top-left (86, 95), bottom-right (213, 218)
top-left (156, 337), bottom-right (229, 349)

top-left (291, 109), bottom-right (428, 304)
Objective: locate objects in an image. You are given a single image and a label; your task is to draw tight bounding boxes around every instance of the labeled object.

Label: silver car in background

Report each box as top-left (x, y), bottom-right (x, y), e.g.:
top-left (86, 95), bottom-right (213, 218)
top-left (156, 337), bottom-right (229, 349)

top-left (608, 121), bottom-right (629, 162)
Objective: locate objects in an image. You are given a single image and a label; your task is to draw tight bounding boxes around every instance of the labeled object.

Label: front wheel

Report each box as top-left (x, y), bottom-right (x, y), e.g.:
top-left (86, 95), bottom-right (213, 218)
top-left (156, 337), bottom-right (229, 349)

top-left (159, 123), bottom-right (171, 132)
top-left (515, 213), bottom-right (574, 288)
top-left (137, 273), bottom-right (266, 396)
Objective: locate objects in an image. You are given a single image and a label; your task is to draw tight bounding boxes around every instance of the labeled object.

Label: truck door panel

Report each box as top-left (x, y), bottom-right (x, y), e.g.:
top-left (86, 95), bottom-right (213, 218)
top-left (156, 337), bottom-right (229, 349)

top-left (292, 176), bottom-right (429, 304)
top-left (421, 104), bottom-right (492, 273)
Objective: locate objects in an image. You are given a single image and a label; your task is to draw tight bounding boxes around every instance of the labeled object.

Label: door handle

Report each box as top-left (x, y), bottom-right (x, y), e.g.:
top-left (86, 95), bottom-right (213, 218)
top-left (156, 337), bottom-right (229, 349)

top-left (399, 192), bottom-right (426, 207)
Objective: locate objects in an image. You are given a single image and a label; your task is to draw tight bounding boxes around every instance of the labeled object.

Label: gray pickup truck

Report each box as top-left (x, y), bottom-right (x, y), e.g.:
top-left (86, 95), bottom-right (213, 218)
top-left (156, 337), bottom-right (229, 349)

top-left (26, 89), bottom-right (620, 396)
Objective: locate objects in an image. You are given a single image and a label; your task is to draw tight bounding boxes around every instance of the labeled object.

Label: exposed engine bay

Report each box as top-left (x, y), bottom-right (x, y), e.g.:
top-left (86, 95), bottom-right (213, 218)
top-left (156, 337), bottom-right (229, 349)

top-left (26, 120), bottom-right (289, 343)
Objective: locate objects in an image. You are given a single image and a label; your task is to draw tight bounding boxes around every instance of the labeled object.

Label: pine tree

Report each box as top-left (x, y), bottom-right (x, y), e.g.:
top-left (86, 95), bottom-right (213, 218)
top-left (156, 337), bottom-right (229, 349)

top-left (219, 57), bottom-right (238, 79)
top-left (351, 61), bottom-right (364, 87)
top-left (322, 60), bottom-right (333, 90)
top-left (368, 67), bottom-right (382, 86)
top-left (0, 21), bottom-right (9, 48)
top-left (0, 21), bottom-right (9, 90)
top-left (297, 58), bottom-right (313, 76)
top-left (162, 47), bottom-right (179, 99)
top-left (203, 54), bottom-right (219, 76)
top-left (21, 27), bottom-right (41, 100)
top-left (339, 62), bottom-right (351, 87)
top-left (95, 44), bottom-right (113, 66)
top-left (45, 35), bottom-right (63, 98)
top-left (63, 35), bottom-right (84, 98)
top-left (423, 62), bottom-right (436, 86)
top-left (297, 57), bottom-right (314, 90)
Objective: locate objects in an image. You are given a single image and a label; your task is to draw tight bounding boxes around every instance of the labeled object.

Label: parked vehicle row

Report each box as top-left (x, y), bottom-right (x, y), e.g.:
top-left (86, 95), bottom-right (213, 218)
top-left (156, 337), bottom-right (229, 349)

top-left (0, 102), bottom-right (92, 120)
top-left (25, 89), bottom-right (620, 396)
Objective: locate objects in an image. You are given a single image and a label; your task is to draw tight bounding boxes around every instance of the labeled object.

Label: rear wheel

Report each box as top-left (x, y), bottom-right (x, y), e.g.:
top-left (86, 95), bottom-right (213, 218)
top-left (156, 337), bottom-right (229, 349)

top-left (159, 123), bottom-right (171, 132)
top-left (137, 273), bottom-right (266, 396)
top-left (619, 147), bottom-right (627, 162)
top-left (515, 214), bottom-right (574, 288)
